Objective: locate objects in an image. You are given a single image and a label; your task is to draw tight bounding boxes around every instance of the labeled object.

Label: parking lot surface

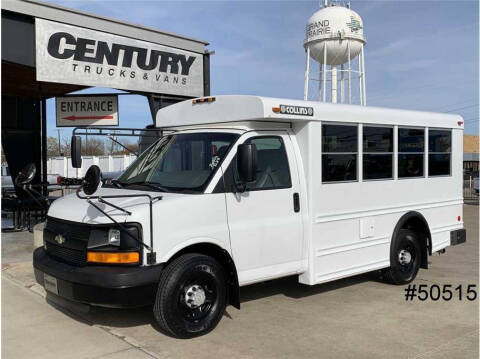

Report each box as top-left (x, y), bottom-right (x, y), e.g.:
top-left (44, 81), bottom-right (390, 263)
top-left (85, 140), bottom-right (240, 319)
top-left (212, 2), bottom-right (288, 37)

top-left (2, 204), bottom-right (478, 359)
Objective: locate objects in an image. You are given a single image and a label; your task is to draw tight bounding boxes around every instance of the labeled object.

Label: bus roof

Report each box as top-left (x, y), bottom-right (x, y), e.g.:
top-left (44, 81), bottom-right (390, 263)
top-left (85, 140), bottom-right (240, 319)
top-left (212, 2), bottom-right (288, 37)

top-left (155, 95), bottom-right (464, 130)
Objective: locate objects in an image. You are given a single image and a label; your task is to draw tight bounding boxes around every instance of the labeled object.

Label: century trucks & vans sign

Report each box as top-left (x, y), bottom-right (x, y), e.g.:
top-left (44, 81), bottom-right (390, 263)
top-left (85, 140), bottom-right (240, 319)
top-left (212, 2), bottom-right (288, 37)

top-left (55, 95), bottom-right (119, 127)
top-left (36, 19), bottom-right (204, 97)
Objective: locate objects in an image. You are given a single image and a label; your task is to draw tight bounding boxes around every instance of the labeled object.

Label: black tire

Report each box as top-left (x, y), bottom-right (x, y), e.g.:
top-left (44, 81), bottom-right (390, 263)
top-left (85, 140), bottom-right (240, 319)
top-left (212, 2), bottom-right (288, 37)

top-left (153, 253), bottom-right (227, 338)
top-left (383, 229), bottom-right (421, 285)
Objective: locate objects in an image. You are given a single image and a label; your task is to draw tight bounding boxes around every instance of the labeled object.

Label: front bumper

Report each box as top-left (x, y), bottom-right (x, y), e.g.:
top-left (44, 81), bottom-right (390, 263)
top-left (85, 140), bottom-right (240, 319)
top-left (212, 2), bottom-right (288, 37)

top-left (33, 247), bottom-right (164, 308)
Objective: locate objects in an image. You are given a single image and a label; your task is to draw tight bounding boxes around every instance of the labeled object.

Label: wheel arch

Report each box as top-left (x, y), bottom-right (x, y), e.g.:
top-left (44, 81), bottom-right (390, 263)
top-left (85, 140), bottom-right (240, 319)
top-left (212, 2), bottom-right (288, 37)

top-left (167, 242), bottom-right (240, 310)
top-left (392, 211), bottom-right (432, 269)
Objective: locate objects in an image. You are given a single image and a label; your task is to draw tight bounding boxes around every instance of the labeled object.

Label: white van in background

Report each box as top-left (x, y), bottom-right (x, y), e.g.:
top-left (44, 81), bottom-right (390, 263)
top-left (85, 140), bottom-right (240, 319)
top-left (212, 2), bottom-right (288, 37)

top-left (33, 95), bottom-right (466, 338)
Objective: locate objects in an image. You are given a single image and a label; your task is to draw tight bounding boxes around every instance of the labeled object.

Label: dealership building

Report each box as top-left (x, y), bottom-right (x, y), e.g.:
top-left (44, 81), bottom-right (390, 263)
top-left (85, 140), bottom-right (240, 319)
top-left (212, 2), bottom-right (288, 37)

top-left (1, 0), bottom-right (210, 197)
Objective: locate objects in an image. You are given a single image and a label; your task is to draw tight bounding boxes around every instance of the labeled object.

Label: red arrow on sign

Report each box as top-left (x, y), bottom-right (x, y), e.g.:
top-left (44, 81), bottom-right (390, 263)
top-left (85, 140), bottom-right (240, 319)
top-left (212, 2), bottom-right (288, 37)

top-left (63, 115), bottom-right (114, 121)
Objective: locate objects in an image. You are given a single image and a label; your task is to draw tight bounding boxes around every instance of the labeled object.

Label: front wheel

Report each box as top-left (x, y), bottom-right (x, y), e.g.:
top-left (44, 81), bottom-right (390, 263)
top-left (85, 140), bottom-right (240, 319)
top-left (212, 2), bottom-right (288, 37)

top-left (153, 253), bottom-right (227, 338)
top-left (383, 229), bottom-right (421, 285)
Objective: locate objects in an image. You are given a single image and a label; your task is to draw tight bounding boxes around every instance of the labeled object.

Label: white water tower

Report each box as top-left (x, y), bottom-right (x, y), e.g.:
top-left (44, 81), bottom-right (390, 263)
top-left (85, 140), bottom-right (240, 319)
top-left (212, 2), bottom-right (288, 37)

top-left (303, 1), bottom-right (366, 105)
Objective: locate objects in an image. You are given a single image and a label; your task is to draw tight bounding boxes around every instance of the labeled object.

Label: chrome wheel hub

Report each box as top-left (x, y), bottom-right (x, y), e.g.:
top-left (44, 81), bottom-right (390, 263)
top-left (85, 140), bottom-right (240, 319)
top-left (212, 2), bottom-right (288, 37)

top-left (398, 249), bottom-right (412, 265)
top-left (185, 284), bottom-right (206, 308)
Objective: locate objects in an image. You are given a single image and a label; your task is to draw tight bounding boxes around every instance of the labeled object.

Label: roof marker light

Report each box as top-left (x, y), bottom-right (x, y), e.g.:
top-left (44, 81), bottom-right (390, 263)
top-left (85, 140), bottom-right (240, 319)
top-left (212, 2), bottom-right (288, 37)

top-left (458, 121), bottom-right (463, 126)
top-left (192, 97), bottom-right (216, 104)
top-left (272, 107), bottom-right (280, 113)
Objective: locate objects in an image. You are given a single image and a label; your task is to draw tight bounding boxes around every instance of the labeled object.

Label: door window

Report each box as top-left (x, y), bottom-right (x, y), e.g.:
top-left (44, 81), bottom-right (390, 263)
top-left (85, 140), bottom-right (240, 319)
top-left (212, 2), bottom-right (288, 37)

top-left (218, 136), bottom-right (292, 192)
top-left (244, 137), bottom-right (291, 190)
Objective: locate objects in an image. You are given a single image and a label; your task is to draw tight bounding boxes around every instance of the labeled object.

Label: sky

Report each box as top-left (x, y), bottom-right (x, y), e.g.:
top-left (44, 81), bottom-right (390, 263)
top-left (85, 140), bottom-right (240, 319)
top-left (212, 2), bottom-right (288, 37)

top-left (46, 0), bottom-right (479, 139)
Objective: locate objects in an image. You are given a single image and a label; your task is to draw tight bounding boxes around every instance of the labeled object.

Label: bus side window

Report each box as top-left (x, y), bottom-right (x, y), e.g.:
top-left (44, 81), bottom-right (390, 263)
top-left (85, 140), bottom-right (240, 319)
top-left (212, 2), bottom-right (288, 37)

top-left (363, 126), bottom-right (393, 180)
top-left (429, 129), bottom-right (451, 176)
top-left (322, 124), bottom-right (358, 182)
top-left (398, 128), bottom-right (425, 178)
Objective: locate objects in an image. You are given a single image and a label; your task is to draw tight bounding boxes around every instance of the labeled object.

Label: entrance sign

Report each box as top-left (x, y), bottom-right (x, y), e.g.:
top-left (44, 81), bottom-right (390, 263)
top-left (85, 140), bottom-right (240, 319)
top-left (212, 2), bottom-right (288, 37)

top-left (55, 95), bottom-right (119, 127)
top-left (36, 19), bottom-right (204, 97)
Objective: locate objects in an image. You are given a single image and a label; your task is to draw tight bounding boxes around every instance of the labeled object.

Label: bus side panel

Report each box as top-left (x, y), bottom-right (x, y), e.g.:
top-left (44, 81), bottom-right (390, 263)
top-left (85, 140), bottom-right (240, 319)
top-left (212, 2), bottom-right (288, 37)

top-left (297, 124), bottom-right (463, 286)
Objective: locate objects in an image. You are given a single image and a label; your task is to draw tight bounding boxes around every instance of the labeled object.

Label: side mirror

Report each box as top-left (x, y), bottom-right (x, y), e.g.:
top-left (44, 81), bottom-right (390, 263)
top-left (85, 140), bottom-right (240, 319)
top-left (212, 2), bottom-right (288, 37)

top-left (71, 136), bottom-right (82, 168)
top-left (82, 165), bottom-right (102, 196)
top-left (237, 143), bottom-right (257, 183)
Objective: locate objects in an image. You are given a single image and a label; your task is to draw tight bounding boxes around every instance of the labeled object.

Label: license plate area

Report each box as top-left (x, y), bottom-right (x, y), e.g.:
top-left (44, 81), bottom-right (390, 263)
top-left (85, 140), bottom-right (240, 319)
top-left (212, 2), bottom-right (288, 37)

top-left (44, 273), bottom-right (58, 295)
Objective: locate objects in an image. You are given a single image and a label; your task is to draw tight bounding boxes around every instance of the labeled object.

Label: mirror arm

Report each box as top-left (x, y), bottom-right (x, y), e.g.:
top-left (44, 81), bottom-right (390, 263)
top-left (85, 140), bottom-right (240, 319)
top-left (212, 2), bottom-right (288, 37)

top-left (86, 199), bottom-right (151, 251)
top-left (98, 197), bottom-right (132, 216)
top-left (233, 181), bottom-right (246, 193)
top-left (20, 185), bottom-right (49, 210)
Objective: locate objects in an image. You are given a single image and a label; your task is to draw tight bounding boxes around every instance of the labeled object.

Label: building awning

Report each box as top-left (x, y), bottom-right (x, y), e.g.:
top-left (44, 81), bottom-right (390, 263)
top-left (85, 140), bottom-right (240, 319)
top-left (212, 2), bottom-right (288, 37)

top-left (2, 0), bottom-right (210, 99)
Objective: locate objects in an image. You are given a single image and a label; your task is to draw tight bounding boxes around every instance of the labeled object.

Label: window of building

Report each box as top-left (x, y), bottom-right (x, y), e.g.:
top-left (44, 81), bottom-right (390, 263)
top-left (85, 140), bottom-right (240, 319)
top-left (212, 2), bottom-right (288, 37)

top-left (398, 128), bottom-right (424, 178)
top-left (429, 129), bottom-right (451, 176)
top-left (322, 124), bottom-right (358, 182)
top-left (363, 126), bottom-right (393, 180)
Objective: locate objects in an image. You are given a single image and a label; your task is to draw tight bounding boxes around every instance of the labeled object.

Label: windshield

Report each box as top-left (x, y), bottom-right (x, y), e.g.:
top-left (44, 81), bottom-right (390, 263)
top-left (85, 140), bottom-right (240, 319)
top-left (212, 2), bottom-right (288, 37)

top-left (116, 132), bottom-right (239, 193)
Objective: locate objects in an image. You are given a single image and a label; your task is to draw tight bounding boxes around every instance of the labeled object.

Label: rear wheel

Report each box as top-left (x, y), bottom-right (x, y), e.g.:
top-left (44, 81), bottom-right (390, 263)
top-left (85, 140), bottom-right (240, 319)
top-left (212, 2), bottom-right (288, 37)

top-left (383, 229), bottom-right (421, 285)
top-left (153, 253), bottom-right (226, 338)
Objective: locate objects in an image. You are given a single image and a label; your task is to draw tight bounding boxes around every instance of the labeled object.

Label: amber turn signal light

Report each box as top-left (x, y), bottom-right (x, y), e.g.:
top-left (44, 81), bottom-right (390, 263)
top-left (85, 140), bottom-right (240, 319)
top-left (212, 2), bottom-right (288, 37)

top-left (87, 251), bottom-right (140, 264)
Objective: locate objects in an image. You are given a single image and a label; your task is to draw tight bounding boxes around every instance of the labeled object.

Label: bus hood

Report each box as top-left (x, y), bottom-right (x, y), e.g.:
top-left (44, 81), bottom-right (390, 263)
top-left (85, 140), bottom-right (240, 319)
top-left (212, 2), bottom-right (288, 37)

top-left (47, 187), bottom-right (186, 225)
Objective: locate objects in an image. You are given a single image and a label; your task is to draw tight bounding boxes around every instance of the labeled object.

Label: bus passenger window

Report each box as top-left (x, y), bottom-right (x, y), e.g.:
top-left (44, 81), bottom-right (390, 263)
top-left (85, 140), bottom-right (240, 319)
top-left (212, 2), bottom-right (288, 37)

top-left (429, 129), bottom-right (451, 176)
top-left (398, 128), bottom-right (425, 178)
top-left (363, 126), bottom-right (393, 180)
top-left (322, 124), bottom-right (358, 182)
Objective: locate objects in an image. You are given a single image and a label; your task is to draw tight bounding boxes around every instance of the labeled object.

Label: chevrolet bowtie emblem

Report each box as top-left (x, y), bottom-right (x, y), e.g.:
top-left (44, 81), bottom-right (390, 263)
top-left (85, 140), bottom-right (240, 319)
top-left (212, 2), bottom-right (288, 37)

top-left (54, 234), bottom-right (66, 245)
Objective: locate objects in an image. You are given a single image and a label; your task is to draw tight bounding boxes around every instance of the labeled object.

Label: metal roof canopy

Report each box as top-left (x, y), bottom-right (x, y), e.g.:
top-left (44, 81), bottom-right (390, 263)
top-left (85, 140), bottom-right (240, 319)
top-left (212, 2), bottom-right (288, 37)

top-left (2, 0), bottom-right (209, 54)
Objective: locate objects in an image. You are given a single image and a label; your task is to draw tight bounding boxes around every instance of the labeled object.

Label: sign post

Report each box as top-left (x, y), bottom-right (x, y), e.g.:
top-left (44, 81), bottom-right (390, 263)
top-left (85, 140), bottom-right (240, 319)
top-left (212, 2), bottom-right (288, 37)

top-left (55, 95), bottom-right (119, 127)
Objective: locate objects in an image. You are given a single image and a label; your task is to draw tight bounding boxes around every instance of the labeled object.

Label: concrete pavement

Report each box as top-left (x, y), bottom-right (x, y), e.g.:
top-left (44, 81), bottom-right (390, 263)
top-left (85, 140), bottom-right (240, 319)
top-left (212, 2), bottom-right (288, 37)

top-left (2, 276), bottom-right (156, 359)
top-left (2, 204), bottom-right (478, 359)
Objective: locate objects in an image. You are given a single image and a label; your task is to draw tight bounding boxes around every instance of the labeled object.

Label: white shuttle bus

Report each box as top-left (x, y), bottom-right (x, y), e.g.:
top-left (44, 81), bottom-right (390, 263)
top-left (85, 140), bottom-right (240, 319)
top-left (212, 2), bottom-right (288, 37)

top-left (33, 95), bottom-right (466, 338)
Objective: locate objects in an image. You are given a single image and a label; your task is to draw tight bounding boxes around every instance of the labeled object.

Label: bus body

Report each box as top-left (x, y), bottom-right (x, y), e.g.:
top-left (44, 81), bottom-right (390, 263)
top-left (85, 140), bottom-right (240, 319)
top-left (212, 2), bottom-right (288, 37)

top-left (33, 95), bottom-right (466, 338)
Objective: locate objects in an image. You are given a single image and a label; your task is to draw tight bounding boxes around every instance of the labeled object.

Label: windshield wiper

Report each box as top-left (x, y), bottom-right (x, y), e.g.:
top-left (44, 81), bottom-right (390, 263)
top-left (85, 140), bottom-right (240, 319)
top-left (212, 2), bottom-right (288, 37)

top-left (109, 179), bottom-right (124, 188)
top-left (123, 181), bottom-right (170, 193)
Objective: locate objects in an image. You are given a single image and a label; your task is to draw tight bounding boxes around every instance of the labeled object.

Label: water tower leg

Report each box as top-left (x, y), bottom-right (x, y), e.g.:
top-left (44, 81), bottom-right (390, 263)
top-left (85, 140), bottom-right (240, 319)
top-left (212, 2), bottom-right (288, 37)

top-left (340, 64), bottom-right (344, 103)
top-left (361, 45), bottom-right (366, 106)
top-left (319, 62), bottom-right (323, 101)
top-left (322, 42), bottom-right (327, 102)
top-left (358, 55), bottom-right (363, 105)
top-left (304, 47), bottom-right (310, 101)
top-left (331, 66), bottom-right (337, 104)
top-left (347, 40), bottom-right (352, 104)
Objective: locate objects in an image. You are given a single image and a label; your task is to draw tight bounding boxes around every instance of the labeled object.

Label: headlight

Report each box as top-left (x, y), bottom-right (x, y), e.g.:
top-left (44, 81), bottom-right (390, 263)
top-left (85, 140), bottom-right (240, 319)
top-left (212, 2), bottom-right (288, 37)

top-left (108, 228), bottom-right (121, 246)
top-left (88, 225), bottom-right (141, 250)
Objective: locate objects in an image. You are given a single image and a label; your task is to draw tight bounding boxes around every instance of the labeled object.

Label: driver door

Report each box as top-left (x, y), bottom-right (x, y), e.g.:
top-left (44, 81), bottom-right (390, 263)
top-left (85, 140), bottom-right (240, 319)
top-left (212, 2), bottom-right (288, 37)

top-left (220, 131), bottom-right (304, 285)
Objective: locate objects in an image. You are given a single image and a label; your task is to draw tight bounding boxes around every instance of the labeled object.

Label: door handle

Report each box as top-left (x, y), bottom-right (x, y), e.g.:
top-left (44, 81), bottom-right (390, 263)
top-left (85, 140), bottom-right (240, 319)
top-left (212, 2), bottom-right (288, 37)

top-left (293, 193), bottom-right (300, 213)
